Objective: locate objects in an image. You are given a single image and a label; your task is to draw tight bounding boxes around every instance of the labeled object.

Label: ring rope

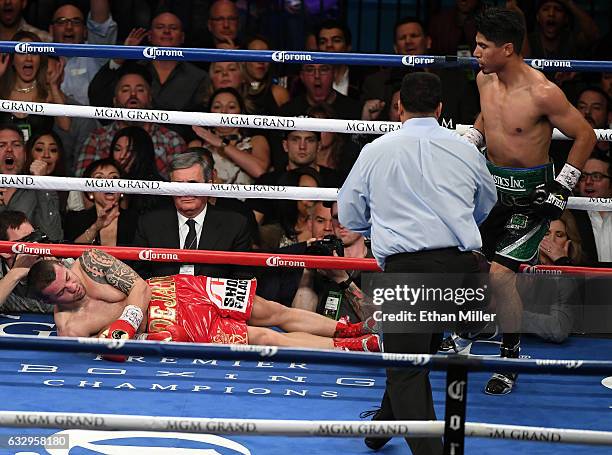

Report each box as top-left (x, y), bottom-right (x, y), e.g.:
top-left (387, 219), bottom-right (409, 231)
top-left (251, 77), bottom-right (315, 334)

top-left (0, 41), bottom-right (610, 73)
top-left (0, 240), bottom-right (381, 270)
top-left (1, 411), bottom-right (611, 445)
top-left (2, 335), bottom-right (611, 375)
top-left (2, 100), bottom-right (611, 142)
top-left (520, 264), bottom-right (612, 275)
top-left (0, 174), bottom-right (610, 211)
top-left (8, 240), bottom-right (612, 273)
top-left (0, 174), bottom-right (340, 200)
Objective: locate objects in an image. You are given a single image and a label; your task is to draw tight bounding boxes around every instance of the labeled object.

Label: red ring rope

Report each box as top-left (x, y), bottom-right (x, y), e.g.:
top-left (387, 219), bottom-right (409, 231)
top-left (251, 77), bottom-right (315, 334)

top-left (519, 264), bottom-right (612, 275)
top-left (0, 241), bottom-right (381, 271)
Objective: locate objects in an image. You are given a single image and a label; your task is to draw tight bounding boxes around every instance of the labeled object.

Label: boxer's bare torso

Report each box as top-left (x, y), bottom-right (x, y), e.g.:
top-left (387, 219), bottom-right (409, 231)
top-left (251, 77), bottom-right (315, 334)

top-left (477, 67), bottom-right (554, 168)
top-left (473, 32), bottom-right (592, 170)
top-left (43, 250), bottom-right (149, 337)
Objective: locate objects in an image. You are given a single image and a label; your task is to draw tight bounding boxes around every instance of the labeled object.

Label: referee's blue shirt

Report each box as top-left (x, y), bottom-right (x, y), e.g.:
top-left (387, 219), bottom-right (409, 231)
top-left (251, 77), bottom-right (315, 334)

top-left (338, 117), bottom-right (497, 270)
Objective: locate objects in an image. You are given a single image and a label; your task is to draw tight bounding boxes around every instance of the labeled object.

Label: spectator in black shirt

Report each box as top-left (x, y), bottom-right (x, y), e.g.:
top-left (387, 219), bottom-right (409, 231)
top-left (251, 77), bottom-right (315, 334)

top-left (247, 129), bottom-right (341, 225)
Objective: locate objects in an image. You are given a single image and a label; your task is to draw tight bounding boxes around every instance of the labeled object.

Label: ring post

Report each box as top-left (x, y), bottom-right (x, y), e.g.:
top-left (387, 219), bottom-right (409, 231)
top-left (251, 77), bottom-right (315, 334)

top-left (443, 365), bottom-right (468, 455)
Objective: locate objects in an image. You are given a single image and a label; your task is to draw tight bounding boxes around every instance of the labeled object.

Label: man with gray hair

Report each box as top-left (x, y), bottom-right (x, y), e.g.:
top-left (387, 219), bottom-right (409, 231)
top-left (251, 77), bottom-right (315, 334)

top-left (132, 151), bottom-right (253, 279)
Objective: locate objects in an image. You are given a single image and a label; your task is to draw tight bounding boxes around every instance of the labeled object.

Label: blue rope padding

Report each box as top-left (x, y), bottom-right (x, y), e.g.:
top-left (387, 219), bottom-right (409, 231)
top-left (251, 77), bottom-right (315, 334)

top-left (0, 41), bottom-right (610, 72)
top-left (1, 334), bottom-right (610, 375)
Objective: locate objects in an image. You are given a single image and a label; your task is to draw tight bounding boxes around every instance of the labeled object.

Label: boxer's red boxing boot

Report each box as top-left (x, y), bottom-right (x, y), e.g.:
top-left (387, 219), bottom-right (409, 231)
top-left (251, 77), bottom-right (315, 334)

top-left (137, 331), bottom-right (173, 342)
top-left (334, 316), bottom-right (380, 338)
top-left (137, 325), bottom-right (190, 342)
top-left (333, 334), bottom-right (382, 352)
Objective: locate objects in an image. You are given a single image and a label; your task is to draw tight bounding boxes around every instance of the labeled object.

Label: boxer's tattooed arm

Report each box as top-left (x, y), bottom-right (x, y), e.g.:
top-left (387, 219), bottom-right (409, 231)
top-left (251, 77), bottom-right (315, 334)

top-left (79, 249), bottom-right (139, 295)
top-left (344, 282), bottom-right (367, 321)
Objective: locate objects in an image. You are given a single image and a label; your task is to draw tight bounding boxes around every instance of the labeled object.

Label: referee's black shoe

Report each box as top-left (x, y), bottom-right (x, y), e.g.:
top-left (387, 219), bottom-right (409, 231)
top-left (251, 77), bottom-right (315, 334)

top-left (360, 406), bottom-right (393, 450)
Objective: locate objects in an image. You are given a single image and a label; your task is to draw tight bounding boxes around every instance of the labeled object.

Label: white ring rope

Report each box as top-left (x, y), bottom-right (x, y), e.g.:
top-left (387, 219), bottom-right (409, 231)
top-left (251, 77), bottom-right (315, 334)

top-left (0, 100), bottom-right (398, 135)
top-left (455, 124), bottom-right (612, 142)
top-left (0, 411), bottom-right (610, 446)
top-left (0, 174), bottom-right (610, 210)
top-left (1, 99), bottom-right (611, 141)
top-left (0, 174), bottom-right (338, 201)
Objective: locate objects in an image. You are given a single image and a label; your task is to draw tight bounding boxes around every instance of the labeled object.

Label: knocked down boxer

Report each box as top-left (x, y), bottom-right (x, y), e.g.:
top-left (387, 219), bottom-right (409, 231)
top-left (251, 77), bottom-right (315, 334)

top-left (27, 250), bottom-right (380, 353)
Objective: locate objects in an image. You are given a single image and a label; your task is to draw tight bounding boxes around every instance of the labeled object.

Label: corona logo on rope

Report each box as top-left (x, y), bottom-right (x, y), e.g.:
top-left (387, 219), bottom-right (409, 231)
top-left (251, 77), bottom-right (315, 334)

top-left (138, 249), bottom-right (179, 261)
top-left (535, 359), bottom-right (584, 369)
top-left (530, 59), bottom-right (572, 70)
top-left (447, 380), bottom-right (467, 401)
top-left (522, 266), bottom-right (562, 275)
top-left (142, 46), bottom-right (184, 59)
top-left (401, 55), bottom-right (435, 66)
top-left (11, 243), bottom-right (51, 255)
top-left (265, 256), bottom-right (306, 267)
top-left (14, 42), bottom-right (55, 54)
top-left (381, 353), bottom-right (430, 365)
top-left (271, 51), bottom-right (312, 63)
top-left (230, 344), bottom-right (279, 357)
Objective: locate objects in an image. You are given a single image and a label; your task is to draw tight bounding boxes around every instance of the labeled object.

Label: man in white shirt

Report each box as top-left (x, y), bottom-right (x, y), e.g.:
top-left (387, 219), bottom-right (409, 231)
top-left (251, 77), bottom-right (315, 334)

top-left (574, 152), bottom-right (612, 262)
top-left (49, 1), bottom-right (117, 106)
top-left (132, 151), bottom-right (252, 280)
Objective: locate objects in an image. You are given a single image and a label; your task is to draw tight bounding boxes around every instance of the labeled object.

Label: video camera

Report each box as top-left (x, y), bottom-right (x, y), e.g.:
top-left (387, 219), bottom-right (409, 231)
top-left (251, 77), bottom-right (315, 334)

top-left (19, 228), bottom-right (51, 244)
top-left (305, 235), bottom-right (344, 257)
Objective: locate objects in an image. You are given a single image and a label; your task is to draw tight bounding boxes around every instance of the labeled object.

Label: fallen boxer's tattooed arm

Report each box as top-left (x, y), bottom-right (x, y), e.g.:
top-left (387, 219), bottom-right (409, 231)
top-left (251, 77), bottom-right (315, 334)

top-left (79, 249), bottom-right (151, 315)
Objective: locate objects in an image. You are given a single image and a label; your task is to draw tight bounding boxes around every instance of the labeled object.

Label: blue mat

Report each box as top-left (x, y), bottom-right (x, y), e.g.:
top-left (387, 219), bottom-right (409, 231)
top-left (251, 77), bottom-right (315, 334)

top-left (0, 313), bottom-right (610, 454)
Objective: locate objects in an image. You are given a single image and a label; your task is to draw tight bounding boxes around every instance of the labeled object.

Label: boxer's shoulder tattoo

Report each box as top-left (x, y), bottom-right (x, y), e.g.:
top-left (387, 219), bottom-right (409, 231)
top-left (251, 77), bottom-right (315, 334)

top-left (79, 249), bottom-right (138, 295)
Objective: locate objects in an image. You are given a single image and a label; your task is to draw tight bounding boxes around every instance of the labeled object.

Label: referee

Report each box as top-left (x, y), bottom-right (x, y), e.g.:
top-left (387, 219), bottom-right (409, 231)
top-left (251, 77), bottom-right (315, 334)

top-left (338, 72), bottom-right (497, 454)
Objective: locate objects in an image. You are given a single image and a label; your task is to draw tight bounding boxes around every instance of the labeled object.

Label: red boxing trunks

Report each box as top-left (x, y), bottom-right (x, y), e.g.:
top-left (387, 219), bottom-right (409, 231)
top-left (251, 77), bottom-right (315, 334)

top-left (146, 275), bottom-right (257, 344)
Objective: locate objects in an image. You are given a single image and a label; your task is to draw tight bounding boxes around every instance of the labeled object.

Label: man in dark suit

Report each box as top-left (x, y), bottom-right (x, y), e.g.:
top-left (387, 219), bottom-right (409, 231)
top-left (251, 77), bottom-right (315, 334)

top-left (132, 151), bottom-right (252, 279)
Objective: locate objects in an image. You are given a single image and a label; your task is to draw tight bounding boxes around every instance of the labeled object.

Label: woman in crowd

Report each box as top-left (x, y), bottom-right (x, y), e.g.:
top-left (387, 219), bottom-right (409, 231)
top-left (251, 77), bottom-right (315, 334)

top-left (190, 87), bottom-right (270, 185)
top-left (109, 126), bottom-right (170, 214)
top-left (26, 130), bottom-right (67, 211)
top-left (0, 31), bottom-right (70, 137)
top-left (26, 130), bottom-right (65, 178)
top-left (307, 103), bottom-right (359, 181)
top-left (520, 211), bottom-right (585, 343)
top-left (259, 167), bottom-right (322, 250)
top-left (63, 158), bottom-right (138, 246)
top-left (204, 61), bottom-right (254, 113)
top-left (243, 35), bottom-right (290, 114)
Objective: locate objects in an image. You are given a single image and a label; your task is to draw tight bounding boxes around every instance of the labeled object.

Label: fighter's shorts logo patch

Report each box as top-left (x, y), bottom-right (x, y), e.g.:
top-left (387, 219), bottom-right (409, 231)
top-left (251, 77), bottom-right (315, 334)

top-left (205, 278), bottom-right (252, 313)
top-left (507, 214), bottom-right (528, 230)
top-left (222, 279), bottom-right (251, 312)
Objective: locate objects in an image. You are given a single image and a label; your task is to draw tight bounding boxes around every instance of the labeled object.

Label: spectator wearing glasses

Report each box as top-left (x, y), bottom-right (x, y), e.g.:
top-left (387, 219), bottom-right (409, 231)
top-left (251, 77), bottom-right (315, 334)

top-left (49, 1), bottom-right (117, 106)
top-left (0, 210), bottom-right (53, 313)
top-left (208, 0), bottom-right (240, 49)
top-left (572, 151), bottom-right (612, 263)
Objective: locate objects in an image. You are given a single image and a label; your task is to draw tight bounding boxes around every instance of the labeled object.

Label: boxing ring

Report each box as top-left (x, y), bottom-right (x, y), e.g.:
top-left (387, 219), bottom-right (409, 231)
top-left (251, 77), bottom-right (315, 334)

top-left (0, 41), bottom-right (610, 454)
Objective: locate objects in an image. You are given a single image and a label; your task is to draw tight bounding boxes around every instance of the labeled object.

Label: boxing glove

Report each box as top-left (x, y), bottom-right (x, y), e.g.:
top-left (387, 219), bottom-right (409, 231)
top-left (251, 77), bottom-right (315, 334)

top-left (101, 305), bottom-right (143, 362)
top-left (531, 163), bottom-right (580, 220)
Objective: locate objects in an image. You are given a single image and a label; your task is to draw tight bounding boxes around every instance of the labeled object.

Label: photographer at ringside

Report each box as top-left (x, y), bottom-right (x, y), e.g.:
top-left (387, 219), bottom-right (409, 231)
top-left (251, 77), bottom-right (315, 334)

top-left (0, 210), bottom-right (52, 313)
top-left (256, 201), bottom-right (373, 323)
top-left (292, 201), bottom-right (373, 323)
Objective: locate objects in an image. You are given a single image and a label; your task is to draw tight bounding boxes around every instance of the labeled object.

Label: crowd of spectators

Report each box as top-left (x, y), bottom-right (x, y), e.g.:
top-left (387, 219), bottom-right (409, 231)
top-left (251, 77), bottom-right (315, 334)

top-left (0, 0), bottom-right (610, 341)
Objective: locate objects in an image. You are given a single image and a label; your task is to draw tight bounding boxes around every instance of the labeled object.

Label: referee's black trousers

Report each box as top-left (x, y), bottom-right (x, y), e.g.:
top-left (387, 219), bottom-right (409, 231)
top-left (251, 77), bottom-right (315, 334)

top-left (381, 248), bottom-right (480, 455)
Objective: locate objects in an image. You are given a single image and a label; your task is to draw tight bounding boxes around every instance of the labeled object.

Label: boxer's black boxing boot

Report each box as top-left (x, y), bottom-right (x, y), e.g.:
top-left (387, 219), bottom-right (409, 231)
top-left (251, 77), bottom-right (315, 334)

top-left (360, 405), bottom-right (393, 450)
top-left (484, 342), bottom-right (520, 395)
